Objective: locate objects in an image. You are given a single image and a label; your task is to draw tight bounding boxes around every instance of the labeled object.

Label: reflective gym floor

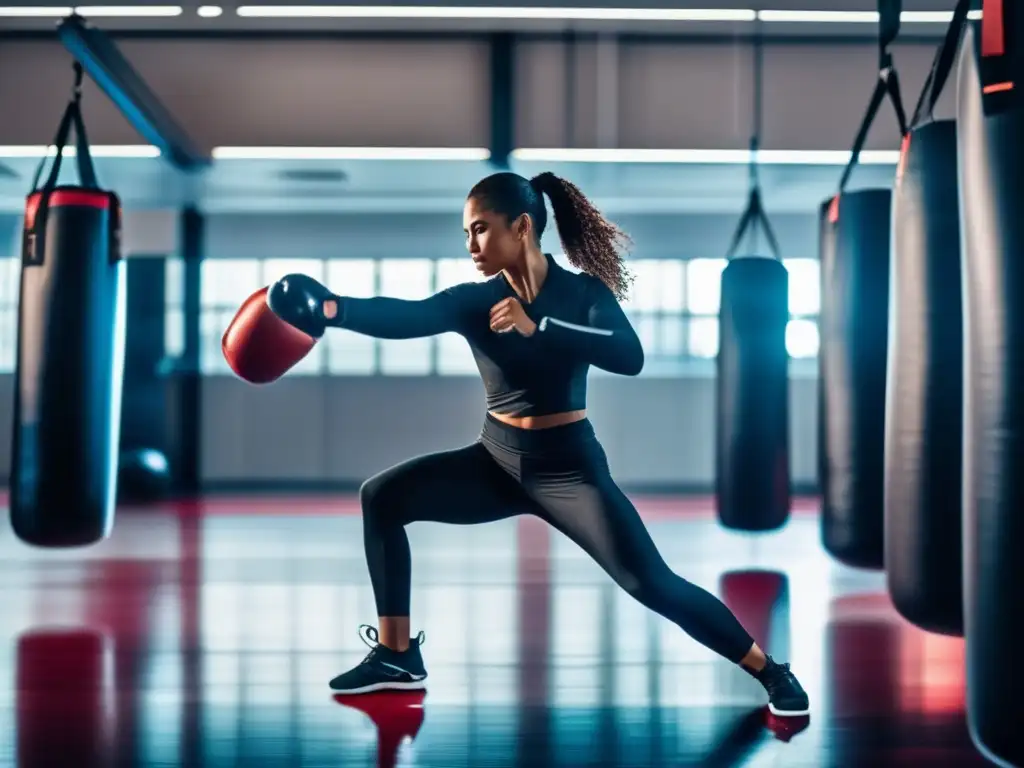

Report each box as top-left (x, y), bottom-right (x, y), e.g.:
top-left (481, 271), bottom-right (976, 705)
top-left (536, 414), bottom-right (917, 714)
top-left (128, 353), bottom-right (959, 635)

top-left (0, 494), bottom-right (985, 767)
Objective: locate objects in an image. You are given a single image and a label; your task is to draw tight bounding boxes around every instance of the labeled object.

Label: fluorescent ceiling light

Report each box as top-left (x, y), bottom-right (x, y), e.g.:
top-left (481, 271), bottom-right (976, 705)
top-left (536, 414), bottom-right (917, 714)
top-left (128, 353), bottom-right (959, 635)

top-left (0, 145), bottom-right (900, 165)
top-left (211, 146), bottom-right (491, 161)
top-left (0, 6), bottom-right (70, 15)
top-left (197, 5), bottom-right (223, 17)
top-left (0, 145), bottom-right (161, 158)
top-left (0, 6), bottom-right (981, 21)
top-left (759, 9), bottom-right (982, 23)
top-left (511, 148), bottom-right (899, 165)
top-left (758, 10), bottom-right (877, 23)
top-left (236, 6), bottom-right (756, 21)
top-left (76, 5), bottom-right (182, 15)
top-left (0, 5), bottom-right (182, 16)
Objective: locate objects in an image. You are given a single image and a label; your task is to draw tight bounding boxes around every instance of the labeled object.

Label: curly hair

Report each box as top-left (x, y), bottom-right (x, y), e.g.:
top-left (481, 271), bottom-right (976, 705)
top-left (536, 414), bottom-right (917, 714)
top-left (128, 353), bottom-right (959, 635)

top-left (467, 171), bottom-right (634, 301)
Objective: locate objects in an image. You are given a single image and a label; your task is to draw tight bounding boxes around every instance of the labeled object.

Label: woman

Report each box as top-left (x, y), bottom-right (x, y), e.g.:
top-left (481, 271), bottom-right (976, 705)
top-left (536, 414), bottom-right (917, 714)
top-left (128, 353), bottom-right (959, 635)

top-left (266, 171), bottom-right (809, 717)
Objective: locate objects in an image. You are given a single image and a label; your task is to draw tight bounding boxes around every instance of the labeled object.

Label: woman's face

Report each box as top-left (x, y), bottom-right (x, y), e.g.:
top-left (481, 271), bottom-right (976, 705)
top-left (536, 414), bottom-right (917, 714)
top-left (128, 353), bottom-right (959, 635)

top-left (463, 196), bottom-right (530, 277)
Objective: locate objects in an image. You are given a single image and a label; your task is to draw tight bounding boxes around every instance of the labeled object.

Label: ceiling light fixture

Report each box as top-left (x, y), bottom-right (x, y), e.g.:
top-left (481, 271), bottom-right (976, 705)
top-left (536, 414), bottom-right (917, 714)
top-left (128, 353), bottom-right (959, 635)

top-left (235, 6), bottom-right (757, 21)
top-left (0, 145), bottom-right (161, 158)
top-left (511, 148), bottom-right (900, 164)
top-left (0, 5), bottom-right (183, 16)
top-left (211, 146), bottom-right (492, 161)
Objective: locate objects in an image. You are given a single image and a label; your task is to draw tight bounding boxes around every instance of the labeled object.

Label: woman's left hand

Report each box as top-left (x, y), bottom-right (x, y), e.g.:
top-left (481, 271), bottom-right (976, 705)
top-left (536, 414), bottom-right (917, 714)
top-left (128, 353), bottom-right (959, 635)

top-left (489, 297), bottom-right (538, 337)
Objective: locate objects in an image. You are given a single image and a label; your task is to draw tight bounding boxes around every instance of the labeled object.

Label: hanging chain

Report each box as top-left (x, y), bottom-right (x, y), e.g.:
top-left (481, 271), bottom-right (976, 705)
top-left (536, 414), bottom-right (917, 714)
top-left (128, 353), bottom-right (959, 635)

top-left (72, 61), bottom-right (84, 100)
top-left (749, 19), bottom-right (764, 192)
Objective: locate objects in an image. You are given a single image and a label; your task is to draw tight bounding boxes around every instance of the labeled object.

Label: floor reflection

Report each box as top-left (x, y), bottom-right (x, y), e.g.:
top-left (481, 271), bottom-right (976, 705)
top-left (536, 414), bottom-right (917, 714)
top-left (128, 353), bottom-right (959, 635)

top-left (0, 497), bottom-right (991, 767)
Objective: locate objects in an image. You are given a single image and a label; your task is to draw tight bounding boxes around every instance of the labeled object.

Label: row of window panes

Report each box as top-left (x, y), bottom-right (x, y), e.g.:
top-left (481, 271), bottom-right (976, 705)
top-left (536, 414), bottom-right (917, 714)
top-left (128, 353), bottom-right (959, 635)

top-left (192, 313), bottom-right (820, 376)
top-left (191, 256), bottom-right (822, 316)
top-left (0, 256), bottom-right (823, 373)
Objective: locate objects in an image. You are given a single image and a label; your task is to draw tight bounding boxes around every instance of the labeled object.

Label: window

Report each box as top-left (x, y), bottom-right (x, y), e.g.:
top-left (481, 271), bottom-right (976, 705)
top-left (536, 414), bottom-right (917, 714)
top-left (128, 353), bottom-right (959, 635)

top-left (686, 258), bottom-right (727, 315)
top-left (164, 256), bottom-right (184, 359)
top-left (0, 256), bottom-right (18, 374)
top-left (687, 316), bottom-right (720, 359)
top-left (194, 254), bottom-right (822, 375)
top-left (785, 258), bottom-right (820, 359)
top-left (685, 258), bottom-right (726, 359)
top-left (435, 257), bottom-right (480, 290)
top-left (200, 259), bottom-right (263, 375)
top-left (198, 257), bottom-right (483, 376)
top-left (787, 318), bottom-right (820, 358)
top-left (626, 259), bottom-right (685, 313)
top-left (377, 259), bottom-right (434, 375)
top-left (325, 259), bottom-right (376, 375)
top-left (784, 258), bottom-right (820, 315)
top-left (622, 259), bottom-right (686, 360)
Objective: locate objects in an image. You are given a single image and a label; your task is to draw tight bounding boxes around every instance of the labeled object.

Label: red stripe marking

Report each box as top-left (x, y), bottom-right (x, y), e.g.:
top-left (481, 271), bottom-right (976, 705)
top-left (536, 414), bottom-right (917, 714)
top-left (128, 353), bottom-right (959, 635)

top-left (896, 133), bottom-right (911, 182)
top-left (827, 196), bottom-right (840, 224)
top-left (982, 0), bottom-right (1006, 57)
top-left (24, 190), bottom-right (111, 230)
top-left (983, 80), bottom-right (1015, 94)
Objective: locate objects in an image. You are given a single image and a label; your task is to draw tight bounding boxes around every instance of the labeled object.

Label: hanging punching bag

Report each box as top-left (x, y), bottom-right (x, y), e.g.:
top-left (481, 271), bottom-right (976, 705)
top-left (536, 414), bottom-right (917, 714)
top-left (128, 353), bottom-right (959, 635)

top-left (820, 190), bottom-right (893, 569)
top-left (819, 4), bottom-right (907, 569)
top-left (816, 200), bottom-right (833, 497)
top-left (957, 3), bottom-right (1024, 765)
top-left (10, 68), bottom-right (126, 548)
top-left (717, 254), bottom-right (790, 531)
top-left (884, 2), bottom-right (969, 638)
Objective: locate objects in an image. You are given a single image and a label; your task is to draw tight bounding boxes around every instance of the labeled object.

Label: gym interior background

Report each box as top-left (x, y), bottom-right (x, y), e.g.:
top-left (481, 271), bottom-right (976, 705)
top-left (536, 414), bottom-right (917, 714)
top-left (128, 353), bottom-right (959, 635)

top-left (0, 3), bottom-right (1005, 767)
top-left (0, 9), bottom-right (956, 493)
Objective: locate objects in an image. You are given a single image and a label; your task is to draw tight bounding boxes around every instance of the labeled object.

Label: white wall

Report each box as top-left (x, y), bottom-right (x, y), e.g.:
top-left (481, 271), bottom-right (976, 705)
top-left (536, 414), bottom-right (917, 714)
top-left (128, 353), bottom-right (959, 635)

top-left (0, 372), bottom-right (820, 490)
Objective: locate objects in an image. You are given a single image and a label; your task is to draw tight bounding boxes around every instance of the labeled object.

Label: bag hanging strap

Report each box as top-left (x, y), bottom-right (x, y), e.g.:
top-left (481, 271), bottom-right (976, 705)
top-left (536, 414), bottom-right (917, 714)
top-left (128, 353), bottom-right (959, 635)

top-left (837, 0), bottom-right (908, 194)
top-left (724, 167), bottom-right (783, 262)
top-left (29, 62), bottom-right (100, 195)
top-left (725, 26), bottom-right (782, 262)
top-left (908, 0), bottom-right (973, 129)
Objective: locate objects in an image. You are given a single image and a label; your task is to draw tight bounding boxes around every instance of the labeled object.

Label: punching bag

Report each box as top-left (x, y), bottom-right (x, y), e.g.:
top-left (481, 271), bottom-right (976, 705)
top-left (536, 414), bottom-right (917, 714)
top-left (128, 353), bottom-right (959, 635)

top-left (819, 12), bottom-right (907, 569)
top-left (10, 73), bottom-right (126, 548)
top-left (884, 2), bottom-right (968, 638)
top-left (819, 190), bottom-right (894, 569)
top-left (957, 4), bottom-right (1024, 765)
top-left (716, 256), bottom-right (790, 530)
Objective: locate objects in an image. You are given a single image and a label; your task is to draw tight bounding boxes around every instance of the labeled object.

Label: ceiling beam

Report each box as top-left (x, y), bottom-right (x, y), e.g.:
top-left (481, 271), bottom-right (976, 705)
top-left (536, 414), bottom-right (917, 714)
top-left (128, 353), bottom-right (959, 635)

top-left (56, 14), bottom-right (209, 172)
top-left (489, 32), bottom-right (515, 170)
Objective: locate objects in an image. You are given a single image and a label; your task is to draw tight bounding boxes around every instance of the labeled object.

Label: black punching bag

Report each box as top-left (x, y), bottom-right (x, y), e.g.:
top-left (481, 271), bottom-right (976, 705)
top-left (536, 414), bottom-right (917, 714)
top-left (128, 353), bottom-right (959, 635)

top-left (957, 5), bottom-right (1024, 766)
top-left (10, 84), bottom-right (126, 548)
top-left (716, 256), bottom-right (790, 531)
top-left (885, 123), bottom-right (963, 636)
top-left (819, 190), bottom-right (893, 569)
top-left (884, 1), bottom-right (969, 638)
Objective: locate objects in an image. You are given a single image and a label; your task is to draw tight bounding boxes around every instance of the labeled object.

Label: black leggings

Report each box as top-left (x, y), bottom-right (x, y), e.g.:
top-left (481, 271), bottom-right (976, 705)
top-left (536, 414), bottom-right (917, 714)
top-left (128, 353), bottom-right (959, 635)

top-left (359, 414), bottom-right (756, 664)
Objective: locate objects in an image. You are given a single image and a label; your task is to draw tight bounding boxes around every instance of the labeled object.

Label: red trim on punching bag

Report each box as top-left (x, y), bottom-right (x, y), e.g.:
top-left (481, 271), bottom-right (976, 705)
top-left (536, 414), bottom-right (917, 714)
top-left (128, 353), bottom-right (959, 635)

top-left (827, 196), bottom-right (840, 224)
top-left (24, 189), bottom-right (112, 230)
top-left (982, 0), bottom-right (1006, 57)
top-left (49, 189), bottom-right (111, 210)
top-left (896, 133), bottom-right (911, 182)
top-left (983, 81), bottom-right (1015, 94)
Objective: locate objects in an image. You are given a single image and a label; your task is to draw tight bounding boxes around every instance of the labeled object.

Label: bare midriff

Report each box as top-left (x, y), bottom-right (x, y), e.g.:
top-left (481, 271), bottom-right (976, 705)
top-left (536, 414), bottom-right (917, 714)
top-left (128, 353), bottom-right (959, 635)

top-left (487, 409), bottom-right (587, 430)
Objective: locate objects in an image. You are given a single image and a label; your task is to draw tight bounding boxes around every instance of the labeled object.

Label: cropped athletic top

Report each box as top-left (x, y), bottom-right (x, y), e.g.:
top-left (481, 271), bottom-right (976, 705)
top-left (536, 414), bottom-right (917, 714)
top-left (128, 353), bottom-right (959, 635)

top-left (335, 254), bottom-right (644, 416)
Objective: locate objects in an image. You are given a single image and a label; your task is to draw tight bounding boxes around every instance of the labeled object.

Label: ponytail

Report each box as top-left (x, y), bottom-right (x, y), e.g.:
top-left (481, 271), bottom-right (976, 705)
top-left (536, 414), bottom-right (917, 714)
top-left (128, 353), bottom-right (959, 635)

top-left (530, 172), bottom-right (634, 301)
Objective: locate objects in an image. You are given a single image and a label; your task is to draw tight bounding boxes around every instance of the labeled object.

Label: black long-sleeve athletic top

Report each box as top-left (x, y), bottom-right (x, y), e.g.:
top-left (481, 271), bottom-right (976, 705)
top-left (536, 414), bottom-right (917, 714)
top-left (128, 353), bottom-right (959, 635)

top-left (336, 254), bottom-right (644, 416)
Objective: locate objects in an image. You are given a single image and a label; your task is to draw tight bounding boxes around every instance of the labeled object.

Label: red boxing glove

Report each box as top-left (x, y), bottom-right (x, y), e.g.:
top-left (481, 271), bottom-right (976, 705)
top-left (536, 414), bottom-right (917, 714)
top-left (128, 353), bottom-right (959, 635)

top-left (222, 286), bottom-right (317, 384)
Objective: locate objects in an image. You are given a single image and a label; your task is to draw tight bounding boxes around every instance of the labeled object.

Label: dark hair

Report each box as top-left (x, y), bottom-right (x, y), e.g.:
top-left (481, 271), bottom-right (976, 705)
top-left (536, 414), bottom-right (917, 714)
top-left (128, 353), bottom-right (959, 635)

top-left (468, 171), bottom-right (634, 301)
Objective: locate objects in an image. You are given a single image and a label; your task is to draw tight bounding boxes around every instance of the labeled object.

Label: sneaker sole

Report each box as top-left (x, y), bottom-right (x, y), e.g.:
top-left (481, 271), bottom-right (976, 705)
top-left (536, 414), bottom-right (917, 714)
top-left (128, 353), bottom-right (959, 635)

top-left (768, 702), bottom-right (810, 717)
top-left (330, 679), bottom-right (427, 695)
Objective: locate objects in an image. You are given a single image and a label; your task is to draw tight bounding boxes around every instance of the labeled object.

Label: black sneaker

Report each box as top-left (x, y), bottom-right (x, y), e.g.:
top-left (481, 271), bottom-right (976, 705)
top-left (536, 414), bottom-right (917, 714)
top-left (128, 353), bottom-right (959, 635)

top-left (328, 625), bottom-right (428, 694)
top-left (752, 656), bottom-right (809, 717)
